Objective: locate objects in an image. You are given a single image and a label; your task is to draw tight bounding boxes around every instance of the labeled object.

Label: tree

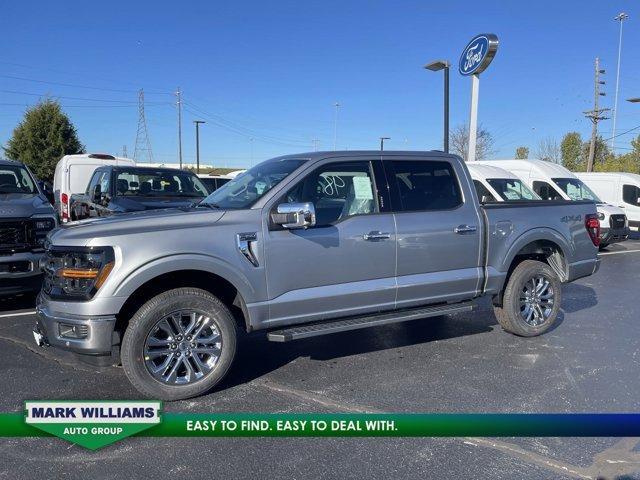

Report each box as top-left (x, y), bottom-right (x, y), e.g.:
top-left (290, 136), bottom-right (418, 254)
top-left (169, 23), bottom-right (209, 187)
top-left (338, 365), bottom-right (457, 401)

top-left (4, 100), bottom-right (84, 180)
top-left (450, 123), bottom-right (495, 161)
top-left (560, 132), bottom-right (584, 172)
top-left (515, 146), bottom-right (529, 159)
top-left (535, 136), bottom-right (561, 163)
top-left (582, 135), bottom-right (610, 170)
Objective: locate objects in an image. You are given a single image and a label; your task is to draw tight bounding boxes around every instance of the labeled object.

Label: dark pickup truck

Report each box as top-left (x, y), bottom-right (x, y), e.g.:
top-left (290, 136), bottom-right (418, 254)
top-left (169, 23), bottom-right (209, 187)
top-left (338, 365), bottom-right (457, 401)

top-left (70, 166), bottom-right (210, 220)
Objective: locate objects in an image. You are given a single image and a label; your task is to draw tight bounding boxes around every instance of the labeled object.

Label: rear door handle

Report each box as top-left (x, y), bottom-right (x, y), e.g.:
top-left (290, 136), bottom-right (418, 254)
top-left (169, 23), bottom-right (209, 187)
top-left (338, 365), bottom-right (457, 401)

top-left (454, 225), bottom-right (477, 235)
top-left (363, 231), bottom-right (391, 241)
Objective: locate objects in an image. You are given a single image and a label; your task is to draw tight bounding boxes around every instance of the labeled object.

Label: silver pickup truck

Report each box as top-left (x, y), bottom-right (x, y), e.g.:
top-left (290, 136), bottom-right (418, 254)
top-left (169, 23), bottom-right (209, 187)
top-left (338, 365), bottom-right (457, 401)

top-left (35, 151), bottom-right (600, 400)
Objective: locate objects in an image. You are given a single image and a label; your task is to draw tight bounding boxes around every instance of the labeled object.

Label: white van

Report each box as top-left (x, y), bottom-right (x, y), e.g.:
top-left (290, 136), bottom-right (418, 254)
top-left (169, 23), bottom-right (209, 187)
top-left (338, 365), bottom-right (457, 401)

top-left (53, 153), bottom-right (135, 222)
top-left (467, 163), bottom-right (540, 202)
top-left (576, 172), bottom-right (640, 230)
top-left (479, 159), bottom-right (629, 247)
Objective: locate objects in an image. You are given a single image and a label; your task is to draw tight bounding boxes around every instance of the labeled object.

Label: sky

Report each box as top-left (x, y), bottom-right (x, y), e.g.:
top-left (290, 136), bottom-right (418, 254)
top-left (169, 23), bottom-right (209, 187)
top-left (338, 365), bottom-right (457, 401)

top-left (1, 0), bottom-right (639, 169)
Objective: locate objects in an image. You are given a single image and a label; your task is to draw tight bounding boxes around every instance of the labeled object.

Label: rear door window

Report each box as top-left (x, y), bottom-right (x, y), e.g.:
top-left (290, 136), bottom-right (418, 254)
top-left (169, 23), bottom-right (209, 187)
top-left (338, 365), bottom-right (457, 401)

top-left (532, 181), bottom-right (564, 200)
top-left (473, 180), bottom-right (497, 202)
top-left (623, 184), bottom-right (640, 206)
top-left (388, 160), bottom-right (462, 211)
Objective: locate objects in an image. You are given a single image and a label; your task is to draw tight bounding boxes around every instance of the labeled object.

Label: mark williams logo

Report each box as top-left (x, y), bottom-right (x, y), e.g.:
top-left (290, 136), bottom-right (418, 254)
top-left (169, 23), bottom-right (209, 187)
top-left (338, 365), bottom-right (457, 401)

top-left (25, 401), bottom-right (161, 450)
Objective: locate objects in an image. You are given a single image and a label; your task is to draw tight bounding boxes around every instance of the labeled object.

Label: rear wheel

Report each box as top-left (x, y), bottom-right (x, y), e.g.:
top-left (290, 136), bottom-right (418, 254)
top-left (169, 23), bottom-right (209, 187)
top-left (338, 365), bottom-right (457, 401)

top-left (121, 287), bottom-right (238, 400)
top-left (494, 260), bottom-right (561, 337)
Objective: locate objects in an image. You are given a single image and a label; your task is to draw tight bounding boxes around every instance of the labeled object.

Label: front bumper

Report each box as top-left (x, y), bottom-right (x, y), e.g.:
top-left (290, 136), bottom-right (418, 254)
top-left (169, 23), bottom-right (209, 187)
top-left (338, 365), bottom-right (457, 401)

top-left (0, 251), bottom-right (45, 296)
top-left (35, 294), bottom-right (117, 356)
top-left (600, 226), bottom-right (629, 244)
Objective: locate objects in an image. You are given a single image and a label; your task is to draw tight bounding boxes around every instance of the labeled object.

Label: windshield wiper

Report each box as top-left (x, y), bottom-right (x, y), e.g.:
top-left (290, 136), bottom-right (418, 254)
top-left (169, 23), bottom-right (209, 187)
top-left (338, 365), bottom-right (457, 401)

top-left (195, 202), bottom-right (221, 209)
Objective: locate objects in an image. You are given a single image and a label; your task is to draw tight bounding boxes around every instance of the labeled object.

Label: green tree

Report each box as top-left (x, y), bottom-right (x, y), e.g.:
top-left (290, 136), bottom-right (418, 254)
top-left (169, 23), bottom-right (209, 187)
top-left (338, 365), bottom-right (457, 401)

top-left (515, 146), bottom-right (529, 159)
top-left (4, 100), bottom-right (84, 180)
top-left (582, 135), bottom-right (610, 171)
top-left (560, 132), bottom-right (583, 171)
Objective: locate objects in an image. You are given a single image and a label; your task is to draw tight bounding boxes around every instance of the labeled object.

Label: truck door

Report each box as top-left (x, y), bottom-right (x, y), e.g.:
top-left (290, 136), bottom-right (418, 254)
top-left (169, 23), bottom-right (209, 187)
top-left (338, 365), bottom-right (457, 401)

top-left (385, 157), bottom-right (483, 308)
top-left (263, 158), bottom-right (396, 326)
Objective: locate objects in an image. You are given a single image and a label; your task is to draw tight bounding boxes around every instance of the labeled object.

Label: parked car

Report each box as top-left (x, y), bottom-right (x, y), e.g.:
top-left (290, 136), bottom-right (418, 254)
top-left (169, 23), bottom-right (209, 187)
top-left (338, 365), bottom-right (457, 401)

top-left (53, 153), bottom-right (135, 223)
top-left (576, 172), bottom-right (640, 231)
top-left (35, 151), bottom-right (600, 400)
top-left (481, 159), bottom-right (629, 248)
top-left (0, 159), bottom-right (57, 296)
top-left (467, 163), bottom-right (541, 202)
top-left (70, 166), bottom-right (210, 220)
top-left (197, 174), bottom-right (233, 193)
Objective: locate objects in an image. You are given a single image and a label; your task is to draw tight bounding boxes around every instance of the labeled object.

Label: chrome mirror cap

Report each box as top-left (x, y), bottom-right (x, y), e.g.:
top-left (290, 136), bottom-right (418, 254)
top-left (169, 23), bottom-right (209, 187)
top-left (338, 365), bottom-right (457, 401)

top-left (272, 202), bottom-right (316, 229)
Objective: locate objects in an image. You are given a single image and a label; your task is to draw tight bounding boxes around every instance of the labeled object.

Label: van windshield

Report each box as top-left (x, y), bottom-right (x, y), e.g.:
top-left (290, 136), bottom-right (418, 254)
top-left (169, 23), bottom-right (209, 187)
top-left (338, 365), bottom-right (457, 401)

top-left (0, 165), bottom-right (37, 194)
top-left (486, 178), bottom-right (539, 201)
top-left (552, 178), bottom-right (600, 202)
top-left (199, 158), bottom-right (306, 210)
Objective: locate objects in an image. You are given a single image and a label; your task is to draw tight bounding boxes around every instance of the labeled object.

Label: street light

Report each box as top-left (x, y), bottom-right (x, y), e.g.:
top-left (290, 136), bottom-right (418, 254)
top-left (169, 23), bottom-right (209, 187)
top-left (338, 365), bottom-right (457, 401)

top-left (193, 120), bottom-right (206, 174)
top-left (424, 59), bottom-right (450, 153)
top-left (611, 12), bottom-right (629, 153)
top-left (627, 98), bottom-right (640, 103)
top-left (379, 137), bottom-right (390, 151)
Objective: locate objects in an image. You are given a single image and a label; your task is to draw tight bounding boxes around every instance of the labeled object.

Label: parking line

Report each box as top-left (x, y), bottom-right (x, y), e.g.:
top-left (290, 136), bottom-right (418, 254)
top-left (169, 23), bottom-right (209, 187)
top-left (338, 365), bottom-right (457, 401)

top-left (0, 310), bottom-right (36, 318)
top-left (599, 249), bottom-right (640, 256)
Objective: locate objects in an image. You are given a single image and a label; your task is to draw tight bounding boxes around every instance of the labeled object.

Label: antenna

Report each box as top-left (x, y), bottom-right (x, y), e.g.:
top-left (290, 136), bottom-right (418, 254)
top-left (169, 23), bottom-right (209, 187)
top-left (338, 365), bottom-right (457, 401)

top-left (133, 89), bottom-right (154, 163)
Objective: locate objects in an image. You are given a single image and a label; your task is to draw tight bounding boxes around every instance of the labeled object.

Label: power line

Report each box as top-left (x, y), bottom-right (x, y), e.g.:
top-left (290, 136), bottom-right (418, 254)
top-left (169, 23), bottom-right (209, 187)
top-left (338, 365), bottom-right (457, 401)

top-left (0, 74), bottom-right (170, 94)
top-left (0, 88), bottom-right (169, 104)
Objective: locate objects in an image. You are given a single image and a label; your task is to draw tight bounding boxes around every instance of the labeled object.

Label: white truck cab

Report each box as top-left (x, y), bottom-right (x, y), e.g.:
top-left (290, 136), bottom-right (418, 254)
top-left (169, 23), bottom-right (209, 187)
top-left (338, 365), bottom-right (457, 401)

top-left (480, 159), bottom-right (629, 247)
top-left (575, 172), bottom-right (640, 231)
top-left (53, 153), bottom-right (135, 222)
top-left (467, 163), bottom-right (540, 202)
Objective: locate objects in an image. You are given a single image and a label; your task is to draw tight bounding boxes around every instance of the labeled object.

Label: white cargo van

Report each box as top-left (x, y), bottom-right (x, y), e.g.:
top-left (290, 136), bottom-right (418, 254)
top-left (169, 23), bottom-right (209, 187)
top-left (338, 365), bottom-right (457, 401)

top-left (53, 154), bottom-right (135, 222)
top-left (467, 163), bottom-right (540, 202)
top-left (480, 159), bottom-right (629, 247)
top-left (576, 172), bottom-right (640, 230)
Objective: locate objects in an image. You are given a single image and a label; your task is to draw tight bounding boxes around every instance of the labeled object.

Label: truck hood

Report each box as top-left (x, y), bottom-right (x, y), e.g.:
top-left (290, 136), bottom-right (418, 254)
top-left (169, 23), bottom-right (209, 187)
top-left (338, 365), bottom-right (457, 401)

top-left (0, 193), bottom-right (55, 218)
top-left (596, 203), bottom-right (625, 217)
top-left (49, 207), bottom-right (226, 245)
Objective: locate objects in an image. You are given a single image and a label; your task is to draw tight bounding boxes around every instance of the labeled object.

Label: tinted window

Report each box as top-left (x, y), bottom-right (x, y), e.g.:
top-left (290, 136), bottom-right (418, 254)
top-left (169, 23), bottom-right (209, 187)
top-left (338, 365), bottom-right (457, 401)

top-left (473, 180), bottom-right (497, 202)
top-left (390, 160), bottom-right (462, 211)
top-left (115, 169), bottom-right (207, 198)
top-left (552, 178), bottom-right (600, 201)
top-left (532, 181), bottom-right (564, 201)
top-left (487, 178), bottom-right (539, 201)
top-left (623, 184), bottom-right (640, 206)
top-left (285, 161), bottom-right (378, 226)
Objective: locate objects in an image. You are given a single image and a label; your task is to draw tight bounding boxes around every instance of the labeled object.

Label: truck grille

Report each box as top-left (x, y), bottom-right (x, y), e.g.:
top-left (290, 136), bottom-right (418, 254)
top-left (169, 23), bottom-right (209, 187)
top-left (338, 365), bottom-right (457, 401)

top-left (610, 214), bottom-right (626, 229)
top-left (0, 220), bottom-right (31, 252)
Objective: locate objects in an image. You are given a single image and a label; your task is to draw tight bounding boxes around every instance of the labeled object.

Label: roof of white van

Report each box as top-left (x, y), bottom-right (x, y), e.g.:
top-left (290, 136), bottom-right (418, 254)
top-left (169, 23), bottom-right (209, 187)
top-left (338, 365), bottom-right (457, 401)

top-left (467, 163), bottom-right (519, 180)
top-left (480, 159), bottom-right (576, 178)
top-left (576, 171), bottom-right (640, 183)
top-left (60, 154), bottom-right (135, 164)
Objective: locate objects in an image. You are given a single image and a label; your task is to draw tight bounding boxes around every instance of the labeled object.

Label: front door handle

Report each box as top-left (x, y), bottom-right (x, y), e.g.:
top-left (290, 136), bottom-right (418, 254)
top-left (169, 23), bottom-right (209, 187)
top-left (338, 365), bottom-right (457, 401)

top-left (454, 225), bottom-right (477, 235)
top-left (363, 231), bottom-right (391, 241)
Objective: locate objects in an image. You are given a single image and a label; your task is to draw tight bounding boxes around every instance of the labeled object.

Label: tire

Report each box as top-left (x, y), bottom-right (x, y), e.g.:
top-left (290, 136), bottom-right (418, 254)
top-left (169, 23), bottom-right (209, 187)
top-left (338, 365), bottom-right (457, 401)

top-left (494, 260), bottom-right (561, 337)
top-left (599, 243), bottom-right (609, 250)
top-left (121, 287), bottom-right (238, 401)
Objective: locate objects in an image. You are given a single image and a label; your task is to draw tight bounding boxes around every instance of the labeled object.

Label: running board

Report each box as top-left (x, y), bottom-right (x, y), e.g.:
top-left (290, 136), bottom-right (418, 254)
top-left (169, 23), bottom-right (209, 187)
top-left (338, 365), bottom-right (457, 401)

top-left (266, 301), bottom-right (475, 342)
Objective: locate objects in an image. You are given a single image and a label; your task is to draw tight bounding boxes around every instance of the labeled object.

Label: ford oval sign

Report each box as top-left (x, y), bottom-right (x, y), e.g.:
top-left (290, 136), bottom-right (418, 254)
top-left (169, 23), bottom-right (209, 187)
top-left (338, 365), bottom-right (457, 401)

top-left (459, 34), bottom-right (499, 76)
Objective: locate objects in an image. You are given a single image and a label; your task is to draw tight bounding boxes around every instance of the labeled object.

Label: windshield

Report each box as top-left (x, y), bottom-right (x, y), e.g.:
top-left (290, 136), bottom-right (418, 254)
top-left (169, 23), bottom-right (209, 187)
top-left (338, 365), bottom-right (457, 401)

top-left (0, 165), bottom-right (37, 194)
top-left (486, 178), bottom-right (540, 201)
top-left (552, 178), bottom-right (601, 202)
top-left (114, 169), bottom-right (208, 198)
top-left (200, 158), bottom-right (306, 209)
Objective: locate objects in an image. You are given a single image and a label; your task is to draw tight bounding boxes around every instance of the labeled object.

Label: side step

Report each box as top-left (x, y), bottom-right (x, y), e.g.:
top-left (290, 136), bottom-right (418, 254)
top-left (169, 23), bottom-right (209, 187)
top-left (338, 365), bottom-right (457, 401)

top-left (266, 301), bottom-right (475, 342)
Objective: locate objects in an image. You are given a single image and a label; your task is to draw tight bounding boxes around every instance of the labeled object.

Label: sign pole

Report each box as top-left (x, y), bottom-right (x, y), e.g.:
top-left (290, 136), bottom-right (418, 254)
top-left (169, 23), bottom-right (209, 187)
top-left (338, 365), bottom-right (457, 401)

top-left (467, 74), bottom-right (480, 162)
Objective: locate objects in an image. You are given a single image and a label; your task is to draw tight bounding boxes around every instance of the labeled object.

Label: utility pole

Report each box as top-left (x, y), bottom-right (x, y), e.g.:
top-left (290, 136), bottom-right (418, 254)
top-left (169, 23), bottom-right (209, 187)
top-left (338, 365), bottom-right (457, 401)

top-left (312, 138), bottom-right (319, 151)
top-left (333, 102), bottom-right (340, 150)
top-left (379, 137), bottom-right (390, 151)
top-left (611, 12), bottom-right (629, 154)
top-left (122, 145), bottom-right (128, 158)
top-left (250, 137), bottom-right (254, 167)
top-left (584, 57), bottom-right (610, 172)
top-left (193, 120), bottom-right (205, 174)
top-left (176, 87), bottom-right (183, 169)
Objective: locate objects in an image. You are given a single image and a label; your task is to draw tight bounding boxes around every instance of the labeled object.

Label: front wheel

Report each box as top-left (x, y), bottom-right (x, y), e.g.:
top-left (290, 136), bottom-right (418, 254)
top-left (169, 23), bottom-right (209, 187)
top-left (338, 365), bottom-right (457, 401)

top-left (121, 288), bottom-right (238, 400)
top-left (494, 260), bottom-right (561, 337)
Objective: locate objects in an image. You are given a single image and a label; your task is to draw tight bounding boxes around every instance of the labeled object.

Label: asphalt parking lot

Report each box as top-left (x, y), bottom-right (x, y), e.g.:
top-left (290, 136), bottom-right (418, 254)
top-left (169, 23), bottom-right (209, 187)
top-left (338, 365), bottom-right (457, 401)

top-left (0, 235), bottom-right (639, 479)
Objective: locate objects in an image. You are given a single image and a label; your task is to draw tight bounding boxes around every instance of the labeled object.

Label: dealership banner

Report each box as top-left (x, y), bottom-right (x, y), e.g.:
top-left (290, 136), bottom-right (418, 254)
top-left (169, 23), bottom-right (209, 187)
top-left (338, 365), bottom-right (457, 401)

top-left (4, 407), bottom-right (640, 450)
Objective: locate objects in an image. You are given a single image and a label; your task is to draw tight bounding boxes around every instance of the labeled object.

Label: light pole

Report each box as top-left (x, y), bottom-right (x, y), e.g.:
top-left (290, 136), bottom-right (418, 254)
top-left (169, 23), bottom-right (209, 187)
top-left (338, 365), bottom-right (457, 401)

top-left (611, 12), bottom-right (629, 154)
top-left (193, 120), bottom-right (205, 174)
top-left (424, 60), bottom-right (450, 153)
top-left (379, 137), bottom-right (390, 151)
top-left (333, 102), bottom-right (340, 150)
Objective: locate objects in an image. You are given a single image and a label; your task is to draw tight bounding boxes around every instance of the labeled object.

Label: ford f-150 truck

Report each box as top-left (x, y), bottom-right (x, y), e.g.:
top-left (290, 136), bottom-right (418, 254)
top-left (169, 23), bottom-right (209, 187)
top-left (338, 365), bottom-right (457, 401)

top-left (34, 151), bottom-right (600, 400)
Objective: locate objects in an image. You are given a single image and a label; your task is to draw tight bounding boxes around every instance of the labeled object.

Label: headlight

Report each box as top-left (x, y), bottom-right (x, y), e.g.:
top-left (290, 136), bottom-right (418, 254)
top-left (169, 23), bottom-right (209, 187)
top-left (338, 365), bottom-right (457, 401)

top-left (597, 212), bottom-right (605, 220)
top-left (43, 246), bottom-right (114, 300)
top-left (32, 216), bottom-right (57, 248)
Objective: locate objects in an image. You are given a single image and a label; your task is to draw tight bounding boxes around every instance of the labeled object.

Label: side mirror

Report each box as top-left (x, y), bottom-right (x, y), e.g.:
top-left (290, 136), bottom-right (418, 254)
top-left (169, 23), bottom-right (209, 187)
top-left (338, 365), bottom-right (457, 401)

top-left (272, 202), bottom-right (316, 229)
top-left (92, 184), bottom-right (102, 203)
